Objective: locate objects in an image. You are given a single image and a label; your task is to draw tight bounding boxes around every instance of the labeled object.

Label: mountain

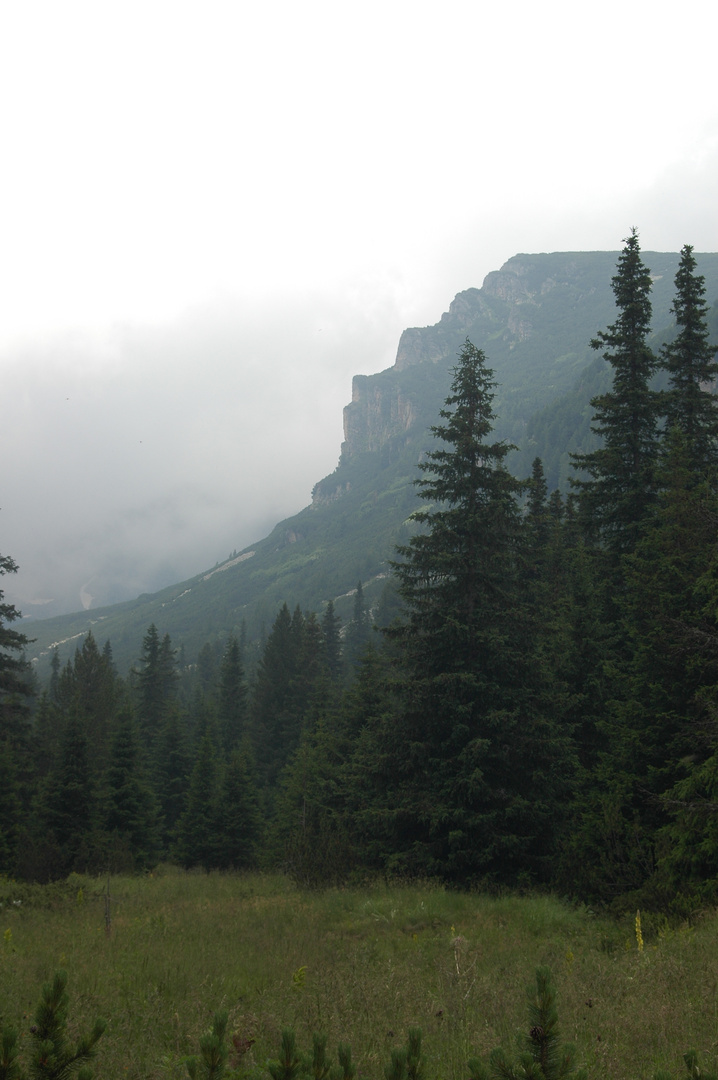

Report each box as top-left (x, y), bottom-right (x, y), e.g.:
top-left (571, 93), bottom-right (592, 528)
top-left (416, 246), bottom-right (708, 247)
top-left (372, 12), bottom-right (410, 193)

top-left (25, 249), bottom-right (718, 677)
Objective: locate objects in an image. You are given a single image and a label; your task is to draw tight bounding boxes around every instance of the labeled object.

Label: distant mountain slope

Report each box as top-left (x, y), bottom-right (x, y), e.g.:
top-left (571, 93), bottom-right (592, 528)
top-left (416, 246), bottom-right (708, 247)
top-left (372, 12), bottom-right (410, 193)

top-left (27, 249), bottom-right (718, 676)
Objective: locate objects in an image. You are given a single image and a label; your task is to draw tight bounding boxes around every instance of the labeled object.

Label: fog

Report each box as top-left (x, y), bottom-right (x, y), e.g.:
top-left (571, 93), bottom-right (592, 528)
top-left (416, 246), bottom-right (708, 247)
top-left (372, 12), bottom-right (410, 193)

top-left (2, 0), bottom-right (717, 616)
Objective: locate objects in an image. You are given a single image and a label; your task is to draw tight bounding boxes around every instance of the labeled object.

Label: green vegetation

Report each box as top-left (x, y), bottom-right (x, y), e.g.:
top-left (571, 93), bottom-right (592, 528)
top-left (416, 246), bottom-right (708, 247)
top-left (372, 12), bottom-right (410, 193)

top-left (24, 250), bottom-right (718, 679)
top-left (1, 871), bottom-right (718, 1079)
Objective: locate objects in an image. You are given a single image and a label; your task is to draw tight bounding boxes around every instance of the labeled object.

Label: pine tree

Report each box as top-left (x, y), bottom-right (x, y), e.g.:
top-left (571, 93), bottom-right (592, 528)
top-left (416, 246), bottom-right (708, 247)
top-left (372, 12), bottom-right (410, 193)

top-left (103, 710), bottom-right (162, 871)
top-left (217, 636), bottom-right (248, 753)
top-left (251, 603), bottom-right (305, 790)
top-left (70, 632), bottom-right (118, 771)
top-left (321, 600), bottom-right (343, 681)
top-left (661, 244), bottom-right (718, 480)
top-left (381, 340), bottom-right (575, 884)
top-left (0, 970), bottom-right (106, 1080)
top-left (214, 739), bottom-right (262, 870)
top-left (572, 229), bottom-right (660, 557)
top-left (151, 704), bottom-right (193, 850)
top-left (0, 553), bottom-right (32, 762)
top-left (42, 715), bottom-right (97, 875)
top-left (344, 583), bottom-right (372, 671)
top-left (136, 625), bottom-right (178, 746)
top-left (175, 731), bottom-right (221, 870)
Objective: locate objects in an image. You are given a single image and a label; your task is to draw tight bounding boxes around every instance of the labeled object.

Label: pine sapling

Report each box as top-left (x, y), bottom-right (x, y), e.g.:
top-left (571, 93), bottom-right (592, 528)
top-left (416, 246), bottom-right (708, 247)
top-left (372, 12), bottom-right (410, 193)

top-left (487, 968), bottom-right (586, 1080)
top-left (384, 1047), bottom-right (407, 1080)
top-left (333, 1044), bottom-right (355, 1080)
top-left (186, 1011), bottom-right (229, 1080)
top-left (383, 1029), bottom-right (423, 1080)
top-left (655, 1049), bottom-right (718, 1080)
top-left (0, 971), bottom-right (106, 1080)
top-left (405, 1028), bottom-right (423, 1080)
top-left (307, 1034), bottom-right (332, 1080)
top-left (267, 1030), bottom-right (304, 1080)
top-left (0, 1027), bottom-right (24, 1080)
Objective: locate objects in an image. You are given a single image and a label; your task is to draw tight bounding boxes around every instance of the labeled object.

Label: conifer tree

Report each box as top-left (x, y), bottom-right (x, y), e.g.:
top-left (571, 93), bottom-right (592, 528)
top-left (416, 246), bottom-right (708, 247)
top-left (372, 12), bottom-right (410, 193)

top-left (103, 710), bottom-right (162, 870)
top-left (214, 738), bottom-right (262, 870)
top-left (0, 553), bottom-right (32, 768)
top-left (42, 715), bottom-right (96, 875)
top-left (175, 731), bottom-right (221, 870)
top-left (151, 704), bottom-right (193, 850)
top-left (380, 340), bottom-right (575, 884)
top-left (251, 603), bottom-right (305, 790)
top-left (344, 582), bottom-right (372, 671)
top-left (217, 636), bottom-right (248, 753)
top-left (661, 244), bottom-right (718, 480)
top-left (321, 600), bottom-right (343, 681)
top-left (572, 229), bottom-right (659, 557)
top-left (136, 625), bottom-right (178, 746)
top-left (70, 631), bottom-right (118, 771)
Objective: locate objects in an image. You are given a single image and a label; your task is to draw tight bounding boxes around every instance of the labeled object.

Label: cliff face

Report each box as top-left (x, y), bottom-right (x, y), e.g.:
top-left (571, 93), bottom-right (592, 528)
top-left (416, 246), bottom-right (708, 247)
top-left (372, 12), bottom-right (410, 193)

top-left (342, 374), bottom-right (418, 456)
top-left (339, 252), bottom-right (608, 464)
top-left (322, 249), bottom-right (718, 492)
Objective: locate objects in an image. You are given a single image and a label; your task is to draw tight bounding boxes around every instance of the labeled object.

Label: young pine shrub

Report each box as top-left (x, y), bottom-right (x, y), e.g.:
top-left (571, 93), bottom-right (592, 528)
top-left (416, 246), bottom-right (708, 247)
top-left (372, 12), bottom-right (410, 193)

top-left (655, 1049), bottom-right (718, 1080)
top-left (264, 1030), bottom-right (356, 1080)
top-left (468, 967), bottom-right (586, 1080)
top-left (384, 1029), bottom-right (423, 1080)
top-left (0, 970), bottom-right (106, 1080)
top-left (186, 1011), bottom-right (229, 1080)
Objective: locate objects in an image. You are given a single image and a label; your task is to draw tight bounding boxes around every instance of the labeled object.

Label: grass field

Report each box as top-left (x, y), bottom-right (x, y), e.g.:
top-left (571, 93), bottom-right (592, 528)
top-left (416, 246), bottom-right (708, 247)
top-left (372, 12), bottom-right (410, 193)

top-left (1, 869), bottom-right (716, 1079)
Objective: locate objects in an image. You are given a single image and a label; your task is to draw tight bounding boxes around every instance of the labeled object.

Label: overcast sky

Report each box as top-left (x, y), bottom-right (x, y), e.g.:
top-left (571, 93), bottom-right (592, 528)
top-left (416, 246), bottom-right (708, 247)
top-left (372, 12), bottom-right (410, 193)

top-left (2, 0), bottom-right (718, 617)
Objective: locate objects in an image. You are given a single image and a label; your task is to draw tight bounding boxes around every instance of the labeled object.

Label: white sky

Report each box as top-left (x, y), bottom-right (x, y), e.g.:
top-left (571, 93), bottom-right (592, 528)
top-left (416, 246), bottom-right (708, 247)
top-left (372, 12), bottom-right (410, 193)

top-left (2, 0), bottom-right (718, 615)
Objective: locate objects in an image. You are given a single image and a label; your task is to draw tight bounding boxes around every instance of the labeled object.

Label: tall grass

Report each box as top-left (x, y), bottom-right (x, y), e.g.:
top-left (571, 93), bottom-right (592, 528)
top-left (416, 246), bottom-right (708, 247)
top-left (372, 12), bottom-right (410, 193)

top-left (1, 868), bottom-right (716, 1080)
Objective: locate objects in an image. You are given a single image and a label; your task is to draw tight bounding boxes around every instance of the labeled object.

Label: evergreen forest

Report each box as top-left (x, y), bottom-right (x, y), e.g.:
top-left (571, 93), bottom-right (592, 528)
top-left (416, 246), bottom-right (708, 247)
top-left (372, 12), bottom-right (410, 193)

top-left (3, 233), bottom-right (718, 915)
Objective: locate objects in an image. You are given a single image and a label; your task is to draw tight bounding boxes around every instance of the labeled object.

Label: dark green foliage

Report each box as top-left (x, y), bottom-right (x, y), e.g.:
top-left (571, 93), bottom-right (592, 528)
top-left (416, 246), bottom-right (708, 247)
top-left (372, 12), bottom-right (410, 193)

top-left (0, 970), bottom-right (105, 1080)
top-left (344, 582), bottom-right (373, 671)
top-left (471, 968), bottom-right (586, 1080)
top-left (103, 710), bottom-right (161, 871)
top-left (661, 244), bottom-right (718, 479)
top-left (384, 1029), bottom-right (422, 1080)
top-left (136, 625), bottom-right (178, 746)
top-left (151, 705), bottom-right (193, 849)
top-left (0, 553), bottom-right (32, 705)
top-left (41, 716), bottom-right (97, 876)
top-left (0, 555), bottom-right (32, 873)
top-left (572, 229), bottom-right (660, 557)
top-left (655, 1050), bottom-right (718, 1080)
top-left (321, 600), bottom-right (343, 681)
top-left (175, 731), bottom-right (220, 870)
top-left (251, 604), bottom-right (304, 789)
top-left (186, 1011), bottom-right (228, 1080)
top-left (267, 1030), bottom-right (304, 1080)
top-left (262, 1030), bottom-right (358, 1080)
top-left (379, 341), bottom-right (576, 884)
top-left (217, 636), bottom-right (248, 753)
top-left (214, 739), bottom-right (262, 870)
top-left (69, 632), bottom-right (118, 770)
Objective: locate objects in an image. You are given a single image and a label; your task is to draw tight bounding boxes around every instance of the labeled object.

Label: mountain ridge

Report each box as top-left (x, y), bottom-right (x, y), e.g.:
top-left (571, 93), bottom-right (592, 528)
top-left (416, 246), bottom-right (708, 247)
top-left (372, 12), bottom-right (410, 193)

top-left (24, 248), bottom-right (718, 677)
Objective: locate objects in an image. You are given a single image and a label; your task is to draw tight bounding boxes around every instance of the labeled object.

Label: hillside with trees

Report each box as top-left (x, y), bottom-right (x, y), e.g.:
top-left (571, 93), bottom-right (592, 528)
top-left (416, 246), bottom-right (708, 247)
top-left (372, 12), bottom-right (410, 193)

top-left (3, 234), bottom-right (718, 910)
top-left (22, 248), bottom-right (718, 679)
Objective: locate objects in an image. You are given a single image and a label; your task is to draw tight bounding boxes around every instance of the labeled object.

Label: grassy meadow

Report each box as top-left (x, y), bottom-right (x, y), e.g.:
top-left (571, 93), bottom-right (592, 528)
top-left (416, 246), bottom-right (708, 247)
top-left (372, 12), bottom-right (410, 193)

top-left (1, 869), bottom-right (717, 1080)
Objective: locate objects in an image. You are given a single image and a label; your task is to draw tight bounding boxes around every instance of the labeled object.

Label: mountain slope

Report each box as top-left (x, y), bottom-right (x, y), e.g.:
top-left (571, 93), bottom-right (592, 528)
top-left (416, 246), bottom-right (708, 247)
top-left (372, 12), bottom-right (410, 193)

top-left (26, 249), bottom-right (718, 676)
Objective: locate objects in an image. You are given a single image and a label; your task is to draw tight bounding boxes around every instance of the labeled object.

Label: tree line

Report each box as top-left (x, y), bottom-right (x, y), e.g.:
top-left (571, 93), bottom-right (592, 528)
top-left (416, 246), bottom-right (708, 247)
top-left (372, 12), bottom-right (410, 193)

top-left (2, 231), bottom-right (717, 911)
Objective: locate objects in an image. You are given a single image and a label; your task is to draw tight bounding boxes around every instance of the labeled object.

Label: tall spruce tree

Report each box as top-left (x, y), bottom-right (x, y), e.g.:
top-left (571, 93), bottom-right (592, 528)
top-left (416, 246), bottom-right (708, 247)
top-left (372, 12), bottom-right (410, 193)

top-left (217, 636), bottom-right (248, 753)
top-left (344, 582), bottom-right (372, 671)
top-left (661, 244), bottom-right (718, 480)
top-left (380, 340), bottom-right (575, 884)
top-left (572, 229), bottom-right (659, 556)
top-left (136, 625), bottom-right (178, 746)
top-left (0, 553), bottom-right (32, 874)
top-left (321, 600), bottom-right (343, 681)
top-left (103, 711), bottom-right (161, 871)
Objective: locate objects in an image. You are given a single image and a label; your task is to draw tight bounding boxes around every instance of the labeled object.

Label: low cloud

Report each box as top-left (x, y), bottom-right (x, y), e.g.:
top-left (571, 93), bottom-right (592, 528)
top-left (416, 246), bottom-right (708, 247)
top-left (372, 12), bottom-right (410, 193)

top-left (2, 286), bottom-right (406, 618)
